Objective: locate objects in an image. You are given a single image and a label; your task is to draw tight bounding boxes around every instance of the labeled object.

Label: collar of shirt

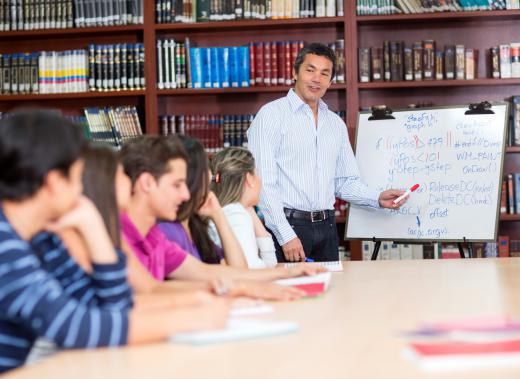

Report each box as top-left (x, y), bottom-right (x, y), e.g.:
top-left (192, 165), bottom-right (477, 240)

top-left (286, 88), bottom-right (329, 114)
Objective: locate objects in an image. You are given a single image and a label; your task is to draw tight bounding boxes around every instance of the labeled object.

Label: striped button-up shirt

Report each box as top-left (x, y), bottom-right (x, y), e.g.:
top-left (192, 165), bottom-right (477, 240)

top-left (247, 89), bottom-right (380, 245)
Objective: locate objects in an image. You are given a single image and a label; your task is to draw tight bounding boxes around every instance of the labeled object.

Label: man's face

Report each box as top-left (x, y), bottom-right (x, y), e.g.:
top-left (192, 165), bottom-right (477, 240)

top-left (293, 53), bottom-right (333, 105)
top-left (149, 159), bottom-right (190, 221)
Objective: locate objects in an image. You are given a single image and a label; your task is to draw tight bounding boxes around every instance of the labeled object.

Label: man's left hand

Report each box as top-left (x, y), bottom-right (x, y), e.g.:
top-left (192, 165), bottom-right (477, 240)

top-left (378, 189), bottom-right (407, 209)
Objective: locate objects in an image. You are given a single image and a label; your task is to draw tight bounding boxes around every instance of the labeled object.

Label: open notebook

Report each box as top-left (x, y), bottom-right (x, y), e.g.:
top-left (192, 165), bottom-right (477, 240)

top-left (283, 260), bottom-right (343, 272)
top-left (170, 318), bottom-right (298, 345)
top-left (275, 272), bottom-right (332, 297)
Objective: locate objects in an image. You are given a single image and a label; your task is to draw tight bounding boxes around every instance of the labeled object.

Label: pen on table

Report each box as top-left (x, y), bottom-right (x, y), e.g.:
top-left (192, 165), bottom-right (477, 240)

top-left (393, 183), bottom-right (420, 205)
top-left (305, 258), bottom-right (315, 262)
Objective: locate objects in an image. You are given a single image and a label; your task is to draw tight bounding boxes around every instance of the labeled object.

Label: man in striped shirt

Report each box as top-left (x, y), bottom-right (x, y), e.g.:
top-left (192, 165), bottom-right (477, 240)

top-left (248, 43), bottom-right (405, 262)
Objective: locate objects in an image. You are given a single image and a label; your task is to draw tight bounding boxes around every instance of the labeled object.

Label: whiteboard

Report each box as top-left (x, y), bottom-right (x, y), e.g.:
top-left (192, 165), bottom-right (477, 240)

top-left (346, 103), bottom-right (508, 242)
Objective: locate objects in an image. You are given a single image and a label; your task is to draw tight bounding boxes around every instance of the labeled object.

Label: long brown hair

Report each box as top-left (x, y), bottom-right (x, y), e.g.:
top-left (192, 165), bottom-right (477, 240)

top-left (81, 144), bottom-right (121, 248)
top-left (174, 136), bottom-right (220, 264)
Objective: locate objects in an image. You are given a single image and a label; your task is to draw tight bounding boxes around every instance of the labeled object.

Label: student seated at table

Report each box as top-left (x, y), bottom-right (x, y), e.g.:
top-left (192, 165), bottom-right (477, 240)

top-left (120, 135), bottom-right (325, 285)
top-left (157, 136), bottom-right (247, 267)
top-left (210, 147), bottom-right (277, 269)
top-left (0, 110), bottom-right (228, 373)
top-left (74, 143), bottom-right (304, 302)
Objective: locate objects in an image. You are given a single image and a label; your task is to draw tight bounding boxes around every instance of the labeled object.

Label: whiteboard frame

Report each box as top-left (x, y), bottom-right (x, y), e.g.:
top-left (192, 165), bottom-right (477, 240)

top-left (345, 102), bottom-right (509, 243)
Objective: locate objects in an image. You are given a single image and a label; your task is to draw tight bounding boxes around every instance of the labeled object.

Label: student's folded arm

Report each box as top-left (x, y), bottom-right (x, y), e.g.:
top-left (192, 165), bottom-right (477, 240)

top-left (247, 110), bottom-right (297, 246)
top-left (0, 248), bottom-right (130, 349)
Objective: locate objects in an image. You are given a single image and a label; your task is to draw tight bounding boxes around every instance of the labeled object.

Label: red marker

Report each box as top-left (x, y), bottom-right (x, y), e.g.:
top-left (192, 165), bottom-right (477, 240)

top-left (393, 183), bottom-right (420, 204)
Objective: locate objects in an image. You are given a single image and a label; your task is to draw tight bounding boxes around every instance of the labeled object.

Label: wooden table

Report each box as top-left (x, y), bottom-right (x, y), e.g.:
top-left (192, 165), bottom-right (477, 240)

top-left (6, 258), bottom-right (520, 379)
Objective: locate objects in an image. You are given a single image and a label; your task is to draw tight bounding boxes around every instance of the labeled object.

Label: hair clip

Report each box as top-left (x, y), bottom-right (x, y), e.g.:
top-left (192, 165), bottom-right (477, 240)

top-left (212, 172), bottom-right (221, 184)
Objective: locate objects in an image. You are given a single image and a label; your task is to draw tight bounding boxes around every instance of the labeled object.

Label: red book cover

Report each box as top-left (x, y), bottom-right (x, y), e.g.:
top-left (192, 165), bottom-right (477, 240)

top-left (255, 42), bottom-right (264, 86)
top-left (290, 41), bottom-right (300, 78)
top-left (264, 42), bottom-right (271, 86)
top-left (284, 42), bottom-right (292, 85)
top-left (249, 43), bottom-right (256, 87)
top-left (501, 179), bottom-right (507, 214)
top-left (508, 173), bottom-right (515, 214)
top-left (277, 41), bottom-right (285, 85)
top-left (498, 235), bottom-right (510, 258)
top-left (292, 282), bottom-right (325, 297)
top-left (271, 42), bottom-right (278, 85)
top-left (410, 339), bottom-right (520, 356)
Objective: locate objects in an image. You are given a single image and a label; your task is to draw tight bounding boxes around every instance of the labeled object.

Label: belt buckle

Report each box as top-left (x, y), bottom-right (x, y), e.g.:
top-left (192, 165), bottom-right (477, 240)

top-left (311, 211), bottom-right (325, 223)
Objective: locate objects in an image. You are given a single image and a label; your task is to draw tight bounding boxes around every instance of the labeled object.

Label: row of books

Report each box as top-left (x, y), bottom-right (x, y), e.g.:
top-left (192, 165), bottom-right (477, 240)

top-left (155, 0), bottom-right (343, 23)
top-left (87, 44), bottom-right (145, 92)
top-left (491, 44), bottom-right (520, 79)
top-left (358, 41), bottom-right (478, 83)
top-left (80, 106), bottom-right (143, 147)
top-left (157, 39), bottom-right (344, 90)
top-left (361, 240), bottom-right (519, 260)
top-left (0, 44), bottom-right (145, 95)
top-left (159, 110), bottom-right (346, 152)
top-left (0, 0), bottom-right (143, 32)
top-left (356, 0), bottom-right (516, 15)
top-left (159, 114), bottom-right (253, 152)
top-left (500, 173), bottom-right (520, 215)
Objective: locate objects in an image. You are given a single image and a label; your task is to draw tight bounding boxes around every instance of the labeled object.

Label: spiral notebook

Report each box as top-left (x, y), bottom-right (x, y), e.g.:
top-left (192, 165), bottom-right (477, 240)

top-left (283, 260), bottom-right (343, 272)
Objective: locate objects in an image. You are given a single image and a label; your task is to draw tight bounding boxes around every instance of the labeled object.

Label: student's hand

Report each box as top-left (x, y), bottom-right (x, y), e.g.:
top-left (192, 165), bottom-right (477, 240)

top-left (282, 237), bottom-right (306, 262)
top-left (45, 196), bottom-right (103, 234)
top-left (232, 281), bottom-right (305, 301)
top-left (286, 264), bottom-right (327, 278)
top-left (378, 189), bottom-right (406, 209)
top-left (197, 191), bottom-right (223, 220)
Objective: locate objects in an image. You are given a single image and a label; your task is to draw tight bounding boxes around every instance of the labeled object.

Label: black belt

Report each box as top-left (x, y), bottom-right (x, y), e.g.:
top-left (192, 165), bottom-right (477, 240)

top-left (284, 208), bottom-right (335, 223)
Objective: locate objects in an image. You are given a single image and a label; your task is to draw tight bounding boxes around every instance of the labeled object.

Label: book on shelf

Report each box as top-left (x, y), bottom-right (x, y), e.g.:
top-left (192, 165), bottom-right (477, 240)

top-left (83, 106), bottom-right (143, 147)
top-left (359, 40), bottom-right (479, 83)
top-left (155, 0), bottom-right (341, 23)
top-left (357, 0), bottom-right (519, 15)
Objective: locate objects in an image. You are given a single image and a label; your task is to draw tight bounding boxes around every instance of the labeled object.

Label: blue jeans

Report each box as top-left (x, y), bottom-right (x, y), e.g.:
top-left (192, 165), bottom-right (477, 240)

top-left (270, 214), bottom-right (339, 262)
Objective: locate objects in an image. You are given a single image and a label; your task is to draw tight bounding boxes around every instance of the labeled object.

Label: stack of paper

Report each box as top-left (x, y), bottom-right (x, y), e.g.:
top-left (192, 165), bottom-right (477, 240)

top-left (283, 260), bottom-right (343, 272)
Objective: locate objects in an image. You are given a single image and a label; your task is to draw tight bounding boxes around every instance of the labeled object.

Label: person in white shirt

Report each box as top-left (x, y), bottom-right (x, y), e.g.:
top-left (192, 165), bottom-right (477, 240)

top-left (210, 148), bottom-right (278, 269)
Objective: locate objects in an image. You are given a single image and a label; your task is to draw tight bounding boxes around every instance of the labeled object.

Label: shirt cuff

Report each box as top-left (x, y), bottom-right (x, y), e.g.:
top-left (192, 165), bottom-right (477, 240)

top-left (366, 188), bottom-right (382, 209)
top-left (272, 221), bottom-right (297, 246)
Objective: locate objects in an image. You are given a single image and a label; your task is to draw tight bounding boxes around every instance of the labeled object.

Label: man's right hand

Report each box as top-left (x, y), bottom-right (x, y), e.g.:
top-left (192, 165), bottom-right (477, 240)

top-left (282, 237), bottom-right (306, 262)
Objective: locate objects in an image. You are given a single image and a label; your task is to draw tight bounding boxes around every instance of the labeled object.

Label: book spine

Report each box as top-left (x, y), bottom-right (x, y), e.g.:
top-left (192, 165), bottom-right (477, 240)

top-left (335, 39), bottom-right (345, 83)
top-left (404, 46), bottom-right (413, 81)
top-left (435, 50), bottom-right (443, 80)
top-left (465, 48), bottom-right (474, 80)
top-left (422, 39), bottom-right (435, 80)
top-left (358, 47), bottom-right (370, 82)
top-left (383, 40), bottom-right (391, 81)
top-left (444, 45), bottom-right (455, 79)
top-left (455, 44), bottom-right (465, 79)
top-left (490, 46), bottom-right (500, 79)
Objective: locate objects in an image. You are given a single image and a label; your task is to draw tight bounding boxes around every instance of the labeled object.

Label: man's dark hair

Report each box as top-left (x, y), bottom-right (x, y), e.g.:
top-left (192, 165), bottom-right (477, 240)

top-left (120, 135), bottom-right (188, 185)
top-left (294, 43), bottom-right (336, 81)
top-left (0, 109), bottom-right (85, 201)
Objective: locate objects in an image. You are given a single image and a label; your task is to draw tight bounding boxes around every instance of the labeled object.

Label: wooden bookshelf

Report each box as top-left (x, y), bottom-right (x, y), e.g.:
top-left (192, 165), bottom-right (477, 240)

top-left (3, 3), bottom-right (520, 260)
top-left (155, 17), bottom-right (344, 31)
top-left (507, 147), bottom-right (520, 153)
top-left (0, 25), bottom-right (144, 39)
top-left (0, 90), bottom-right (146, 101)
top-left (500, 214), bottom-right (520, 222)
top-left (158, 83), bottom-right (346, 96)
top-left (357, 10), bottom-right (520, 24)
top-left (358, 79), bottom-right (520, 89)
